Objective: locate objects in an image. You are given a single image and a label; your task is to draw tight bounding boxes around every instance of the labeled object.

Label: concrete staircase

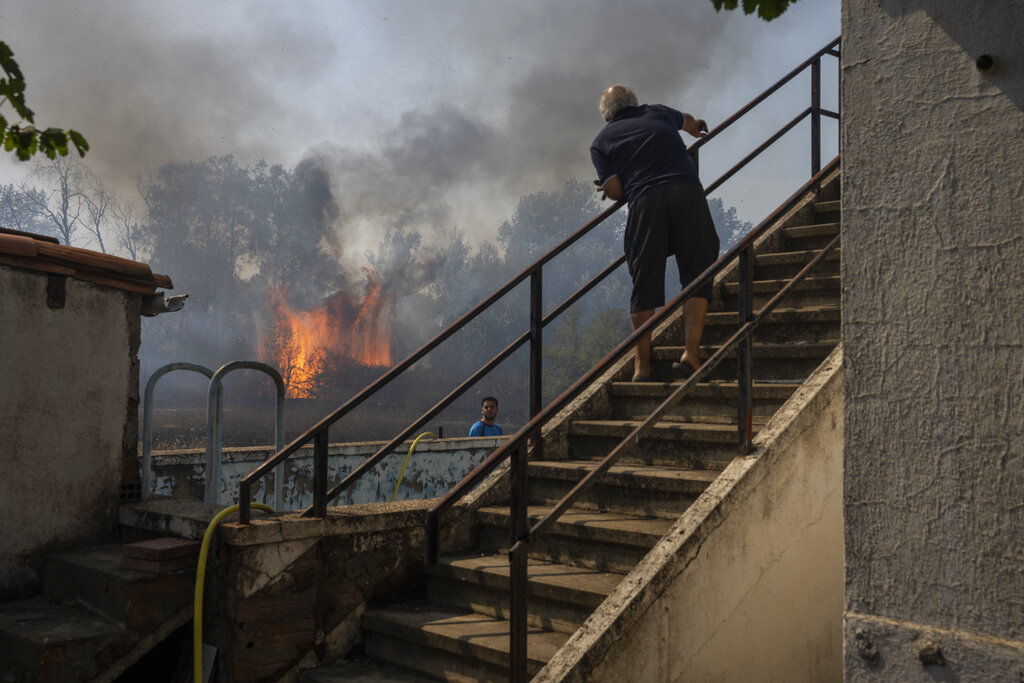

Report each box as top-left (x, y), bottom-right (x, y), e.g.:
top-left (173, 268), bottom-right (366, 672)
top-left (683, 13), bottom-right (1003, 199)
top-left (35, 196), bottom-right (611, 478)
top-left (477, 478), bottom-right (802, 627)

top-left (302, 172), bottom-right (841, 681)
top-left (0, 544), bottom-right (195, 682)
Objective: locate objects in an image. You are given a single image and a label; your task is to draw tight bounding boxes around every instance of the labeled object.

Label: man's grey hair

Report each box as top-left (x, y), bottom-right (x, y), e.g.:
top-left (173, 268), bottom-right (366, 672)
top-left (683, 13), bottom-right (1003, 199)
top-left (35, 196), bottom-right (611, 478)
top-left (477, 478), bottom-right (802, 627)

top-left (599, 85), bottom-right (638, 122)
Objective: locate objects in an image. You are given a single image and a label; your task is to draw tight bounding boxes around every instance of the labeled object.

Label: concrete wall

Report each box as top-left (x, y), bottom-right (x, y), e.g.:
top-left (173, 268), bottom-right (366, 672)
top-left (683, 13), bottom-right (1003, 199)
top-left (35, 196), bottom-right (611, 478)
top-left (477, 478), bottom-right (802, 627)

top-left (538, 348), bottom-right (844, 682)
top-left (146, 437), bottom-right (506, 510)
top-left (842, 1), bottom-right (1024, 678)
top-left (0, 267), bottom-right (140, 599)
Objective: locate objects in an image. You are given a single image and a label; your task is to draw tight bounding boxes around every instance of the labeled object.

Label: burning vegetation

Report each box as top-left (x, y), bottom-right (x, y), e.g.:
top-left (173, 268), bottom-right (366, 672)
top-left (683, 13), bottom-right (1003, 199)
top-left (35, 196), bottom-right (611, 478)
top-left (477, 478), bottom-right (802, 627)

top-left (262, 268), bottom-right (395, 398)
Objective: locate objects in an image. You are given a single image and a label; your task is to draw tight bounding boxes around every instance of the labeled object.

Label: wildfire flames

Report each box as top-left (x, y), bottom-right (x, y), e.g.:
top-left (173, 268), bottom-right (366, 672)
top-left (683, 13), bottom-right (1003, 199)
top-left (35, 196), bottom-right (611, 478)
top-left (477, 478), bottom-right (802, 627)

top-left (263, 269), bottom-right (394, 398)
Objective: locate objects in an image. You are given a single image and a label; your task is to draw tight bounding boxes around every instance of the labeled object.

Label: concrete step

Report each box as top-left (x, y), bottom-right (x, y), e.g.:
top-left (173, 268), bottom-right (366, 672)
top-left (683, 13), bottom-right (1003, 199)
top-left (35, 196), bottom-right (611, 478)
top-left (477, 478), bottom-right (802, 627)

top-left (425, 552), bottom-right (622, 634)
top-left (719, 274), bottom-right (841, 310)
top-left (300, 656), bottom-right (432, 682)
top-left (0, 596), bottom-right (125, 683)
top-left (566, 418), bottom-right (748, 469)
top-left (606, 379), bottom-right (801, 422)
top-left (697, 304), bottom-right (841, 345)
top-left (363, 603), bottom-right (568, 682)
top-left (749, 246), bottom-right (841, 280)
top-left (44, 544), bottom-right (195, 631)
top-left (526, 460), bottom-right (719, 519)
top-left (813, 199), bottom-right (841, 216)
top-left (477, 506), bottom-right (674, 572)
top-left (650, 340), bottom-right (837, 383)
top-left (781, 221), bottom-right (840, 251)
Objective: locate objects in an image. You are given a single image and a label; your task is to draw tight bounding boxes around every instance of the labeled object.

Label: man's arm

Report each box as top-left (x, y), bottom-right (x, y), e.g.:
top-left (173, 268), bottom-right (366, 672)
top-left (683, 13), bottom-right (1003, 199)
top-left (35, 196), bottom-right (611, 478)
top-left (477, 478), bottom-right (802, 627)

top-left (681, 113), bottom-right (709, 138)
top-left (469, 421), bottom-right (483, 437)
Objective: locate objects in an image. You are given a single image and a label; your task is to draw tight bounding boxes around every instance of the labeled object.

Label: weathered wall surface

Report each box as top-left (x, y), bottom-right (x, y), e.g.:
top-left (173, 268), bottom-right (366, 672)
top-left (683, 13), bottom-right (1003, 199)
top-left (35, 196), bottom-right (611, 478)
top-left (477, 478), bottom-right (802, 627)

top-left (0, 267), bottom-right (139, 598)
top-left (204, 501), bottom-right (433, 683)
top-left (538, 348), bottom-right (844, 683)
top-left (146, 437), bottom-right (505, 510)
top-left (842, 1), bottom-right (1024, 678)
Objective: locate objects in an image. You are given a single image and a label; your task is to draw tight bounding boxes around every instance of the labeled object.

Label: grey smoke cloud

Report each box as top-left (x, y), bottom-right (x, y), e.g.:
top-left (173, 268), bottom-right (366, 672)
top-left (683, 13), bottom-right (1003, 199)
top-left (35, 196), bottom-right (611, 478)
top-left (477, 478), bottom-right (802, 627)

top-left (1, 0), bottom-right (837, 257)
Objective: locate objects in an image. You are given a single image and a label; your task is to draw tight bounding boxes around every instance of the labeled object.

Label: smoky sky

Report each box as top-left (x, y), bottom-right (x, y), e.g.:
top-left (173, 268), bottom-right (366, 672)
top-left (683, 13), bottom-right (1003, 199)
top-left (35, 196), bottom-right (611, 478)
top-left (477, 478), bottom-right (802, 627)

top-left (0, 0), bottom-right (839, 261)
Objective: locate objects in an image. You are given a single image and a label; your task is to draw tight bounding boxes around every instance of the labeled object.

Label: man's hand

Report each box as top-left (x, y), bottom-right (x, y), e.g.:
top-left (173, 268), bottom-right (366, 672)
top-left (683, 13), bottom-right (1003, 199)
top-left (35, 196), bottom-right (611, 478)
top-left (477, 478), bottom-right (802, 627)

top-left (682, 113), bottom-right (709, 138)
top-left (594, 176), bottom-right (623, 201)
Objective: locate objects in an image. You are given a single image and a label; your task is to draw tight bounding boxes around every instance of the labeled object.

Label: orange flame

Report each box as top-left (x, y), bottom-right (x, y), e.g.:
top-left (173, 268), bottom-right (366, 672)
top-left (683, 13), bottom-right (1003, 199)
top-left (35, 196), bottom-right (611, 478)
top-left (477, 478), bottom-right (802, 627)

top-left (263, 272), bottom-right (394, 398)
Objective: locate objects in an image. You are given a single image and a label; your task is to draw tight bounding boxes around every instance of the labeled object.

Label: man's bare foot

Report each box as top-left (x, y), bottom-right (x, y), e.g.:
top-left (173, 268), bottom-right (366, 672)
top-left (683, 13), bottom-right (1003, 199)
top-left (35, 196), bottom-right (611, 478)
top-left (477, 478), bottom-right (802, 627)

top-left (675, 353), bottom-right (700, 373)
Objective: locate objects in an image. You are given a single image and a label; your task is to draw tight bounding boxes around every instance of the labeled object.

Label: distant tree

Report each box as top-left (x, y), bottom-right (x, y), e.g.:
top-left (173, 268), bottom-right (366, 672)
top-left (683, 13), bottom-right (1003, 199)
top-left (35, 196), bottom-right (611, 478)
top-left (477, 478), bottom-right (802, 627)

top-left (708, 197), bottom-right (754, 252)
top-left (24, 155), bottom-right (86, 245)
top-left (0, 182), bottom-right (50, 235)
top-left (0, 41), bottom-right (87, 160)
top-left (710, 0), bottom-right (799, 21)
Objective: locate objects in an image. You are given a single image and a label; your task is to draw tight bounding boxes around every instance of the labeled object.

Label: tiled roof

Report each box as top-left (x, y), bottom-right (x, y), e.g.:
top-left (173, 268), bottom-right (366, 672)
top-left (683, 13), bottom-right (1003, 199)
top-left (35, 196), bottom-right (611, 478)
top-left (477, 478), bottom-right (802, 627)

top-left (0, 227), bottom-right (172, 294)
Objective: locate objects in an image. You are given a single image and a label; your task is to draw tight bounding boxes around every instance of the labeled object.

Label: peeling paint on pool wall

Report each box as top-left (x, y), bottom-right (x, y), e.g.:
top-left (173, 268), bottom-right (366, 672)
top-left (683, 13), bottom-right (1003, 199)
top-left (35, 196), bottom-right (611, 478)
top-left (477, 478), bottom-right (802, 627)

top-left (146, 437), bottom-right (507, 509)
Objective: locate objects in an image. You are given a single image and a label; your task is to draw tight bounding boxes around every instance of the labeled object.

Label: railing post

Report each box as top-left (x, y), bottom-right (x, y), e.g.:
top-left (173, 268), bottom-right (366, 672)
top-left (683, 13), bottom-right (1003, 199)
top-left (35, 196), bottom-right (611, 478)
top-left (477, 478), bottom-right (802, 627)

top-left (509, 443), bottom-right (529, 683)
top-left (689, 146), bottom-right (699, 176)
top-left (530, 269), bottom-right (543, 460)
top-left (811, 56), bottom-right (821, 176)
top-left (312, 428), bottom-right (329, 517)
top-left (737, 246), bottom-right (754, 454)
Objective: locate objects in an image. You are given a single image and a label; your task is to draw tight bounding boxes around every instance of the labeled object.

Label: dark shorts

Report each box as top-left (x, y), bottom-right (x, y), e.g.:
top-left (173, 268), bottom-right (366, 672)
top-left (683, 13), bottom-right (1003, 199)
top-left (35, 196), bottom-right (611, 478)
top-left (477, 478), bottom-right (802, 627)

top-left (625, 181), bottom-right (719, 313)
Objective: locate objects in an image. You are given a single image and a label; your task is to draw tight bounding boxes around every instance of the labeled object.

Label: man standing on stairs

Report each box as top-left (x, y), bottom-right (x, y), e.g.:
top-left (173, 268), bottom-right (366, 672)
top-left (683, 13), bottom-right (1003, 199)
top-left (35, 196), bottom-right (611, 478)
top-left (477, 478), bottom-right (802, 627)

top-left (468, 396), bottom-right (503, 436)
top-left (590, 84), bottom-right (719, 381)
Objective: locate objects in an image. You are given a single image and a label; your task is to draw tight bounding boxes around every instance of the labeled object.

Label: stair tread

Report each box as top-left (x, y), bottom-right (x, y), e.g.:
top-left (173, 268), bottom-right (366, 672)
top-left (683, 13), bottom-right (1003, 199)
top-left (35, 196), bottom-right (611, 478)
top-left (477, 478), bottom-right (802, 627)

top-left (300, 657), bottom-right (428, 683)
top-left (364, 603), bottom-right (569, 665)
top-left (653, 340), bottom-right (838, 357)
top-left (430, 552), bottom-right (623, 606)
top-left (478, 505), bottom-right (676, 544)
top-left (753, 247), bottom-right (840, 264)
top-left (704, 304), bottom-right (840, 323)
top-left (570, 418), bottom-right (753, 434)
top-left (721, 275), bottom-right (840, 292)
top-left (607, 380), bottom-right (801, 397)
top-left (529, 460), bottom-right (720, 485)
top-left (0, 596), bottom-right (122, 645)
top-left (783, 221), bottom-right (840, 237)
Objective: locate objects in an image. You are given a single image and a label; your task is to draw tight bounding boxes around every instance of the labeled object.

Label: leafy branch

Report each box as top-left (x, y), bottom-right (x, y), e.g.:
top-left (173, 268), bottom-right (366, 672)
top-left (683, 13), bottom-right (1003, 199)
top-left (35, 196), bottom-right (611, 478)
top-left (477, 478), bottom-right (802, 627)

top-left (0, 41), bottom-right (88, 160)
top-left (711, 0), bottom-right (799, 21)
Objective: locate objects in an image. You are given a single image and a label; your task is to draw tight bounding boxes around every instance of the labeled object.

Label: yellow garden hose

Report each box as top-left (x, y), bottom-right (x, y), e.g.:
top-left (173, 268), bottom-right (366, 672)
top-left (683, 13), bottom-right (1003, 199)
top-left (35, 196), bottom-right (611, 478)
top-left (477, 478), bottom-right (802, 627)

top-left (194, 502), bottom-right (275, 683)
top-left (391, 432), bottom-right (435, 502)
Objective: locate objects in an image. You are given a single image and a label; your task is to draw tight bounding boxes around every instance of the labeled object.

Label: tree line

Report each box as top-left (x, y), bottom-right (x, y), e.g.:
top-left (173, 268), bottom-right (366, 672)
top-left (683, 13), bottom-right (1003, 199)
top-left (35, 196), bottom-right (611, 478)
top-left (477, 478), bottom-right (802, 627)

top-left (2, 154), bottom-right (751, 438)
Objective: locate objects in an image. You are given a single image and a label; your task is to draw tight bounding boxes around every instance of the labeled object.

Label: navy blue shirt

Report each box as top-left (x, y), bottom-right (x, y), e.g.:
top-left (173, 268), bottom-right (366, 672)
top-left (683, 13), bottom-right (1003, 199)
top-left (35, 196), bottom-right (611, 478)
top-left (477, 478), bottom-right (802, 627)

top-left (590, 104), bottom-right (700, 205)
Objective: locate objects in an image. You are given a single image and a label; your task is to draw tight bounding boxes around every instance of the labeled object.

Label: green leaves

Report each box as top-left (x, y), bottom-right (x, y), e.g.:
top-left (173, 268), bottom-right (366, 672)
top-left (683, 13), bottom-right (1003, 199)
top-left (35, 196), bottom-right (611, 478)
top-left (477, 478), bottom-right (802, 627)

top-left (0, 40), bottom-right (88, 160)
top-left (711, 0), bottom-right (799, 21)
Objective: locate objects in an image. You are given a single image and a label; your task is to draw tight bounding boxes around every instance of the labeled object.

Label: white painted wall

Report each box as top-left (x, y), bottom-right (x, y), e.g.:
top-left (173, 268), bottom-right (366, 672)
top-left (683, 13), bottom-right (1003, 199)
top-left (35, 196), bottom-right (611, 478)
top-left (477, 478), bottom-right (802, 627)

top-left (0, 267), bottom-right (138, 598)
top-left (842, 1), bottom-right (1024, 677)
top-left (146, 437), bottom-right (507, 510)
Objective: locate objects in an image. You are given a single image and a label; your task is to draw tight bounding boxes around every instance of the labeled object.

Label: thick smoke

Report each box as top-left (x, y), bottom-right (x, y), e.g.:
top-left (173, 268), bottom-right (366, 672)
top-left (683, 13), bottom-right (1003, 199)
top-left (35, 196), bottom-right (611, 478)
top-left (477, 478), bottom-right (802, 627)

top-left (0, 0), bottom-right (842, 256)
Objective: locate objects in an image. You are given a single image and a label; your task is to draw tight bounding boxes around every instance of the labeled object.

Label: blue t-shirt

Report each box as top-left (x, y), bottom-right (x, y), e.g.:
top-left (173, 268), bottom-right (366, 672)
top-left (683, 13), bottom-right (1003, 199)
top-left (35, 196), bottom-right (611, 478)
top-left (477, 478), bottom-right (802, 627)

top-left (590, 104), bottom-right (700, 204)
top-left (469, 421), bottom-right (503, 437)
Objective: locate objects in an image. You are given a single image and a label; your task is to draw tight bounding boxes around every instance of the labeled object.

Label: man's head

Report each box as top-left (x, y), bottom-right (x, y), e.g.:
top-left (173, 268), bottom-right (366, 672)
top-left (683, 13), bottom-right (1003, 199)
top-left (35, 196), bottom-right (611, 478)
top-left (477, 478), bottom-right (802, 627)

top-left (599, 85), bottom-right (638, 122)
top-left (480, 396), bottom-right (499, 425)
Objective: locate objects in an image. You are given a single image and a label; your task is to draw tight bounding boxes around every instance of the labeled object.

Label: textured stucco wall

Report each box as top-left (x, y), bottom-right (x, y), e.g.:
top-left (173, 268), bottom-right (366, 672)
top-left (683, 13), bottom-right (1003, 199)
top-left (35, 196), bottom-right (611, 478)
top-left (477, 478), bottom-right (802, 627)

top-left (842, 1), bottom-right (1024, 678)
top-left (0, 267), bottom-right (139, 598)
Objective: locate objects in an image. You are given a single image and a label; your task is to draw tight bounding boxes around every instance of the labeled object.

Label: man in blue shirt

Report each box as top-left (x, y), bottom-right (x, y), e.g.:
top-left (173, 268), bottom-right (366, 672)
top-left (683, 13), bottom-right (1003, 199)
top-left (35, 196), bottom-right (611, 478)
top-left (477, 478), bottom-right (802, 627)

top-left (468, 396), bottom-right (503, 437)
top-left (590, 85), bottom-right (719, 382)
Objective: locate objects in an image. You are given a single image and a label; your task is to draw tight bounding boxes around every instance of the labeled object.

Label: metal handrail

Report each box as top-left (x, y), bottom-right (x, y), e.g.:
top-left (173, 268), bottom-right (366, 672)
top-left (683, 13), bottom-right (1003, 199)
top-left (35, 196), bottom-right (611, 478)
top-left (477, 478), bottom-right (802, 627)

top-left (206, 361), bottom-right (285, 513)
top-left (141, 362), bottom-right (214, 502)
top-left (238, 36), bottom-right (841, 527)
